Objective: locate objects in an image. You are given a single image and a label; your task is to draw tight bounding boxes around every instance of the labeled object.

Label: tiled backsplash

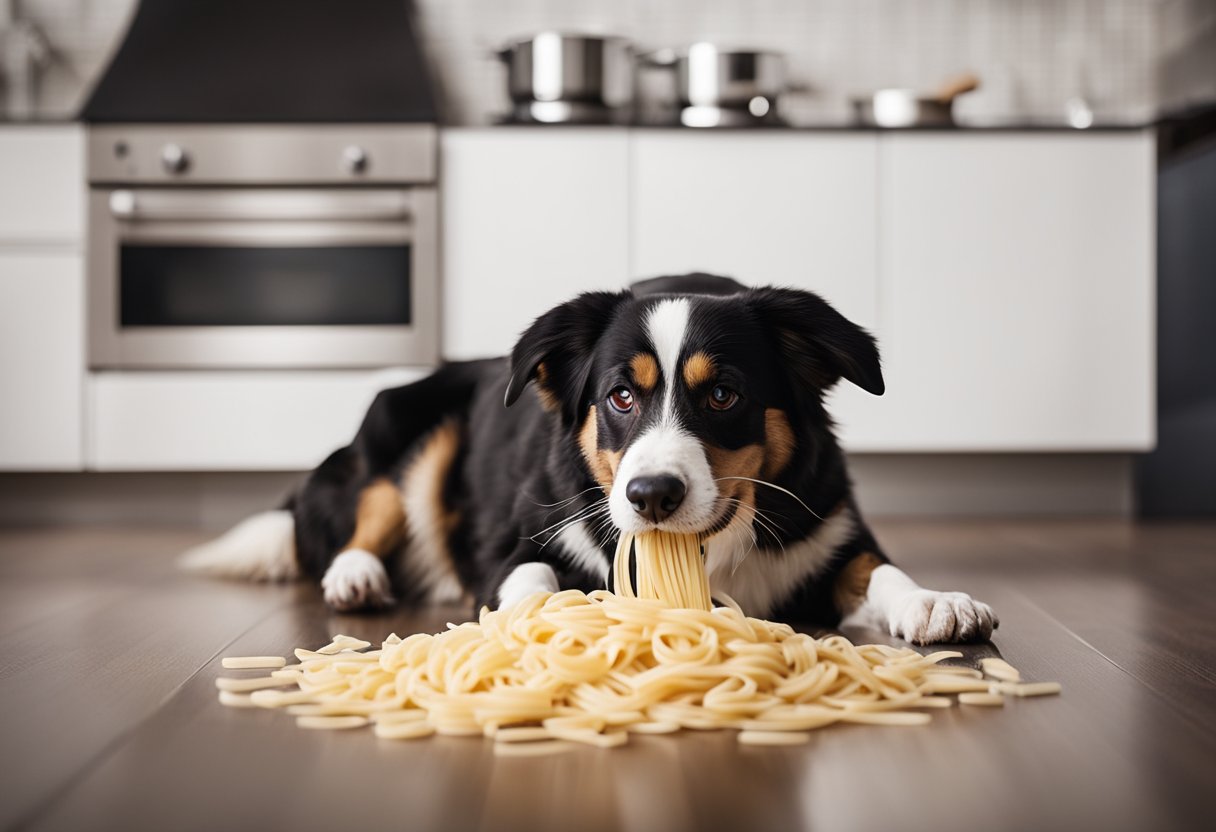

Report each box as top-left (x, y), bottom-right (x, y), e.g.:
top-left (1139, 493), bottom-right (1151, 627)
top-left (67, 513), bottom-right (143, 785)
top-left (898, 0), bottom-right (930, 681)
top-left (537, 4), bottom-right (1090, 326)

top-left (4, 0), bottom-right (1214, 124)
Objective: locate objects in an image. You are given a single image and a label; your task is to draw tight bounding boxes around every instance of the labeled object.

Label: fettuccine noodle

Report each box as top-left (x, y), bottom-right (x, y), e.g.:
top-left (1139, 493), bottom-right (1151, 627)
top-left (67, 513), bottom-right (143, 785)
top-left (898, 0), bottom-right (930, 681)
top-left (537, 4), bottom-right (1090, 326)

top-left (216, 532), bottom-right (1059, 748)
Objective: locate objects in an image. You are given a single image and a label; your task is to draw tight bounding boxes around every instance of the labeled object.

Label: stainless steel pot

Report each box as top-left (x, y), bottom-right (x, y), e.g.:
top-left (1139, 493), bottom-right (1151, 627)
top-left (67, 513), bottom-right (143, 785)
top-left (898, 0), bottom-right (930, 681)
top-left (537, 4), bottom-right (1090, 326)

top-left (675, 44), bottom-right (786, 109)
top-left (497, 33), bottom-right (633, 122)
top-left (853, 74), bottom-right (980, 127)
top-left (641, 44), bottom-right (786, 127)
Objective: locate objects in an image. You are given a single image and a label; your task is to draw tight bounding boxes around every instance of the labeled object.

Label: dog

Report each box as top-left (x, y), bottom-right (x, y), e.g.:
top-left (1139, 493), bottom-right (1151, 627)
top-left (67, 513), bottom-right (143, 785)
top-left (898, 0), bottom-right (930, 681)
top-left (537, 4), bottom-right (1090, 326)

top-left (182, 274), bottom-right (997, 645)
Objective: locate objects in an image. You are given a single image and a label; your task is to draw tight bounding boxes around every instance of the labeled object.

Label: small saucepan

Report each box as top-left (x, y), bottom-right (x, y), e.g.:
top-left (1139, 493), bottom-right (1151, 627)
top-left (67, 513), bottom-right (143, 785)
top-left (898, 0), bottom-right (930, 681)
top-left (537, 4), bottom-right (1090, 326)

top-left (852, 73), bottom-right (979, 127)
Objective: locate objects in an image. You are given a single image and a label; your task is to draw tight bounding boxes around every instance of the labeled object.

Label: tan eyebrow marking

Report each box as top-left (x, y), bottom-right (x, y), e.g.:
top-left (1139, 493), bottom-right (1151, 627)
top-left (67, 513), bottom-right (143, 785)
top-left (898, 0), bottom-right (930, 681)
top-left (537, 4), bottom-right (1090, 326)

top-left (682, 352), bottom-right (717, 389)
top-left (629, 353), bottom-right (659, 392)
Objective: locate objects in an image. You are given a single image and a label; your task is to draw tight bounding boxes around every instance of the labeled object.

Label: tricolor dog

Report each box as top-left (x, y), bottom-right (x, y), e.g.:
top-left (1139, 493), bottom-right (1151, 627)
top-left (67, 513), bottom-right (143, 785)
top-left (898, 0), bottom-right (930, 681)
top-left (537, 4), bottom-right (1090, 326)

top-left (183, 274), bottom-right (997, 644)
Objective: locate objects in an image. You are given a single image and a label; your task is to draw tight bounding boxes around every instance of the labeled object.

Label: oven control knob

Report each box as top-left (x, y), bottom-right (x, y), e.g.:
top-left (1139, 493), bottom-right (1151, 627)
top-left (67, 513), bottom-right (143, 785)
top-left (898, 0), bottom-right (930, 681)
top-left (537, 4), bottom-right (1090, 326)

top-left (161, 143), bottom-right (190, 174)
top-left (342, 145), bottom-right (369, 175)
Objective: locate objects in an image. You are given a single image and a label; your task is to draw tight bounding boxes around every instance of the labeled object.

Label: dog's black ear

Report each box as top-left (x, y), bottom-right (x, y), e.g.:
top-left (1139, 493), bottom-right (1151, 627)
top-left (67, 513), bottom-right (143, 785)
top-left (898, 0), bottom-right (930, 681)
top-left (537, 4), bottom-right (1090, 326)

top-left (748, 287), bottom-right (884, 396)
top-left (505, 291), bottom-right (631, 420)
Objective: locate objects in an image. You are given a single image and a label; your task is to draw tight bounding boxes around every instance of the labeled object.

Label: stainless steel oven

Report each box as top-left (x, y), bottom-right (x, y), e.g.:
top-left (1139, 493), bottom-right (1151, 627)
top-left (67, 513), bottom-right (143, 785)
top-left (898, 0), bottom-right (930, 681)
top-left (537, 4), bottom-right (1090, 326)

top-left (86, 125), bottom-right (439, 369)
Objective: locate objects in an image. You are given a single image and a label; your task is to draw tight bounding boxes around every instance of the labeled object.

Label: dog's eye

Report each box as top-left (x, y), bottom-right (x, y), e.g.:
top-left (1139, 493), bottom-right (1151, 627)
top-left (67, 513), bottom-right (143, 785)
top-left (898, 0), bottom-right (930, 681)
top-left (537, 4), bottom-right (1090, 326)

top-left (708, 385), bottom-right (739, 411)
top-left (608, 387), bottom-right (635, 414)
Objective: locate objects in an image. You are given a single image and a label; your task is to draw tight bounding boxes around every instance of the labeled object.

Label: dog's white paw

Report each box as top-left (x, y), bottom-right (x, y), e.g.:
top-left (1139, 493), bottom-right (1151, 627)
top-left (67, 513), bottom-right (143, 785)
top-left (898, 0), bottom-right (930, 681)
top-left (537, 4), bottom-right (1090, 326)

top-left (497, 562), bottom-right (559, 609)
top-left (321, 549), bottom-right (394, 611)
top-left (887, 589), bottom-right (998, 645)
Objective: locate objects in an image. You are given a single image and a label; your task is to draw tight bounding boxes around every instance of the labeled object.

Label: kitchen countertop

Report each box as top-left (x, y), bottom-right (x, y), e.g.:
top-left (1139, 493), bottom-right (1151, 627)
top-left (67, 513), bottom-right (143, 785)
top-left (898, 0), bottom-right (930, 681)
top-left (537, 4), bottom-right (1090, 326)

top-left (0, 115), bottom-right (1155, 132)
top-left (0, 117), bottom-right (79, 126)
top-left (493, 121), bottom-right (1153, 132)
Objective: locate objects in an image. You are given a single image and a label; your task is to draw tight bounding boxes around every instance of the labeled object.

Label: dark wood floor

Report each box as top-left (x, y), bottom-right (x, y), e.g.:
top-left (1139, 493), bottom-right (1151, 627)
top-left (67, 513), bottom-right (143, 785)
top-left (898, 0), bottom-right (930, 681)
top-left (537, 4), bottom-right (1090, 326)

top-left (1, 520), bottom-right (1213, 832)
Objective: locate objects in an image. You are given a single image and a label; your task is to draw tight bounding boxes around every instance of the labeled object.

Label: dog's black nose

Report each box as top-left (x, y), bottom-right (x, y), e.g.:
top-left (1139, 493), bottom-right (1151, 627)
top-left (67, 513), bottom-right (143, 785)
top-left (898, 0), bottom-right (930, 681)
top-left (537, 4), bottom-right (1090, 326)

top-left (625, 475), bottom-right (687, 523)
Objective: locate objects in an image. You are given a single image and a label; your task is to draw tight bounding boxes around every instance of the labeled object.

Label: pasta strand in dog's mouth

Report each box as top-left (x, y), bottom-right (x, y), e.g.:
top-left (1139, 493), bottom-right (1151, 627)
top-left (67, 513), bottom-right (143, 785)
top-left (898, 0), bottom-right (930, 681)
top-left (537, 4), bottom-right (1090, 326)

top-left (616, 531), bottom-right (712, 610)
top-left (215, 532), bottom-right (1060, 747)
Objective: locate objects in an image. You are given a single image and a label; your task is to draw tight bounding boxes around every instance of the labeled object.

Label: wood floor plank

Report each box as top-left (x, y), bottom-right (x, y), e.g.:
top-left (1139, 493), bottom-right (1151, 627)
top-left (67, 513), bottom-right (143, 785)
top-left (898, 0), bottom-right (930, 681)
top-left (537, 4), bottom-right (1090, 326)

top-left (880, 519), bottom-right (1216, 735)
top-left (1009, 575), bottom-right (1216, 735)
top-left (0, 530), bottom-right (300, 832)
top-left (26, 597), bottom-right (494, 832)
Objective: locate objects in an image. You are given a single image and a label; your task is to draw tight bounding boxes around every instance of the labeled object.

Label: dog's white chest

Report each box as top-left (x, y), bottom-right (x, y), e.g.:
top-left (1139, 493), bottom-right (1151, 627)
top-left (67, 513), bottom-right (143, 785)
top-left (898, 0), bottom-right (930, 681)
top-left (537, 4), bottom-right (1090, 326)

top-left (703, 509), bottom-right (855, 617)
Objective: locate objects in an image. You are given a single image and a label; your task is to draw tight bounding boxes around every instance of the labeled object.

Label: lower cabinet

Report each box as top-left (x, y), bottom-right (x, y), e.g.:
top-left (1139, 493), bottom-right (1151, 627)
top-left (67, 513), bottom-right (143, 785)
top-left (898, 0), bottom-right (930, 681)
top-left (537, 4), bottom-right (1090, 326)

top-left (0, 252), bottom-right (84, 470)
top-left (87, 369), bottom-right (430, 471)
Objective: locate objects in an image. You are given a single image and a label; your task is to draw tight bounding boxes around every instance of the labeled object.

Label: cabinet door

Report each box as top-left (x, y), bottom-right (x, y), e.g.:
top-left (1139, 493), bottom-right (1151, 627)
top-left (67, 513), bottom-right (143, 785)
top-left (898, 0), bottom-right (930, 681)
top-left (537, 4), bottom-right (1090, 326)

top-left (0, 253), bottom-right (84, 469)
top-left (89, 369), bottom-right (428, 471)
top-left (0, 127), bottom-right (84, 244)
top-left (441, 128), bottom-right (631, 360)
top-left (861, 133), bottom-right (1155, 451)
top-left (630, 132), bottom-right (879, 329)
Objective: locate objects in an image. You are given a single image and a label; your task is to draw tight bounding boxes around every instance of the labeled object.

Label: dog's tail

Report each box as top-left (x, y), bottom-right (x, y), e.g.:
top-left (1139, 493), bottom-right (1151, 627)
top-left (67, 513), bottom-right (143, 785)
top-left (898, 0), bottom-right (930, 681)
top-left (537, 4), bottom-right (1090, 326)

top-left (178, 509), bottom-right (299, 582)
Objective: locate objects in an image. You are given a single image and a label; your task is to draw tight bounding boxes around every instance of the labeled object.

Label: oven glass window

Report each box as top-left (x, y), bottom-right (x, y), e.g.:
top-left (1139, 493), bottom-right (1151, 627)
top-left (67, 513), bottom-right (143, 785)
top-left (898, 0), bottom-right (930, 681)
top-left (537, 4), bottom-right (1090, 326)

top-left (119, 245), bottom-right (411, 327)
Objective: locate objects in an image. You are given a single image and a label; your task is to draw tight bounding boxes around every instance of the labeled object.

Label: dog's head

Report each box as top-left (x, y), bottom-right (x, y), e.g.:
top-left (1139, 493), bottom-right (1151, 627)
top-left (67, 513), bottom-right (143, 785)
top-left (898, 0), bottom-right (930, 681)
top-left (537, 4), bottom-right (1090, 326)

top-left (505, 275), bottom-right (883, 538)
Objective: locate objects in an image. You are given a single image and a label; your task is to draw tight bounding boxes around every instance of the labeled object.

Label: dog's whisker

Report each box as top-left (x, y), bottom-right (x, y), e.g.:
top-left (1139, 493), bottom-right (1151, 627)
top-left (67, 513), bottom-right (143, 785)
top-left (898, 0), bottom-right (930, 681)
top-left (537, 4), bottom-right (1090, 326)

top-left (717, 496), bottom-right (785, 548)
top-left (529, 486), bottom-right (605, 510)
top-left (526, 498), bottom-right (608, 543)
top-left (713, 497), bottom-right (777, 573)
top-left (536, 491), bottom-right (611, 529)
top-left (590, 515), bottom-right (620, 551)
top-left (534, 501), bottom-right (613, 550)
top-left (535, 509), bottom-right (604, 547)
top-left (749, 504), bottom-right (792, 541)
top-left (713, 476), bottom-right (824, 521)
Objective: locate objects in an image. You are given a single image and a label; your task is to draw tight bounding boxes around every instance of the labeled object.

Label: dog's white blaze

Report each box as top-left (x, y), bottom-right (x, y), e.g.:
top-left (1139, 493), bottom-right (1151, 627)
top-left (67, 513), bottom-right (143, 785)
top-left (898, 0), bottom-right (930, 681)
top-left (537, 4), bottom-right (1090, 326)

top-left (497, 562), bottom-right (559, 609)
top-left (611, 296), bottom-right (718, 533)
top-left (610, 421), bottom-right (718, 534)
top-left (644, 297), bottom-right (691, 425)
top-left (705, 506), bottom-right (855, 616)
top-left (555, 521), bottom-right (609, 583)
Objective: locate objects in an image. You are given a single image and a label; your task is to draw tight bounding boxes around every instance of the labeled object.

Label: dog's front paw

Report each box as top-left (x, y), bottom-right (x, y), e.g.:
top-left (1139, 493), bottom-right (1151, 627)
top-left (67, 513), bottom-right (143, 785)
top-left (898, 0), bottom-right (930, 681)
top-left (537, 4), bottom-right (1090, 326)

top-left (888, 590), bottom-right (998, 645)
top-left (321, 549), bottom-right (395, 612)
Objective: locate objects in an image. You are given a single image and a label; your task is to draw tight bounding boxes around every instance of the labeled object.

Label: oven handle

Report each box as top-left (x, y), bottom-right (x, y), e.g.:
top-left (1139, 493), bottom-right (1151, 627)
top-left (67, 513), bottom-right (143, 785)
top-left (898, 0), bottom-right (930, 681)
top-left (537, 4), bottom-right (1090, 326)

top-left (108, 190), bottom-right (413, 222)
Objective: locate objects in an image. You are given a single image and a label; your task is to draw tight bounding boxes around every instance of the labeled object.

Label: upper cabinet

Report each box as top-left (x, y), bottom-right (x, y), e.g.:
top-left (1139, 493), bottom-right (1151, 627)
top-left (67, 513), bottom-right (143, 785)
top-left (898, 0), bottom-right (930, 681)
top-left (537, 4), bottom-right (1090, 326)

top-left (847, 132), bottom-right (1156, 451)
top-left (441, 128), bottom-right (631, 360)
top-left (630, 133), bottom-right (879, 329)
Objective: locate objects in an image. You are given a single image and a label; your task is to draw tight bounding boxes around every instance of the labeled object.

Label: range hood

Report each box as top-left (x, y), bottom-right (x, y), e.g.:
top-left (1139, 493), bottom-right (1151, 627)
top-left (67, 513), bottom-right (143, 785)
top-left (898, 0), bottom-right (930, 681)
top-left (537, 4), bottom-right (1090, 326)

top-left (81, 0), bottom-right (437, 123)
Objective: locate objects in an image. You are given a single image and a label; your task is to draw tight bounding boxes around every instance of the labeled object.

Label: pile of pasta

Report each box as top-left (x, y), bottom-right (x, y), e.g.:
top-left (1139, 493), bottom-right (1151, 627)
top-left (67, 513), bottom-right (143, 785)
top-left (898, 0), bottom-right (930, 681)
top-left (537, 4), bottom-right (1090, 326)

top-left (216, 531), bottom-right (1060, 751)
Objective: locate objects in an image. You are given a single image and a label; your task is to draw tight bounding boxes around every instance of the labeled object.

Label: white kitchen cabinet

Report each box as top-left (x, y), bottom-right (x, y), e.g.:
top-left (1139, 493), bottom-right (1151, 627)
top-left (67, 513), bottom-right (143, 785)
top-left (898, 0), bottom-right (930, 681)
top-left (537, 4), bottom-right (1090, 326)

top-left (630, 132), bottom-right (879, 329)
top-left (0, 126), bottom-right (84, 244)
top-left (441, 128), bottom-right (631, 360)
top-left (839, 132), bottom-right (1155, 451)
top-left (88, 368), bottom-right (429, 471)
top-left (0, 252), bottom-right (84, 469)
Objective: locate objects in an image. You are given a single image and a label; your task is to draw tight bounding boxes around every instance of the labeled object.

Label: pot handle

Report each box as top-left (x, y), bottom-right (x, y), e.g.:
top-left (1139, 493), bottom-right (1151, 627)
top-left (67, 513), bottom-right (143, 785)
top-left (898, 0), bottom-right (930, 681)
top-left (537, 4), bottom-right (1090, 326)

top-left (933, 72), bottom-right (981, 103)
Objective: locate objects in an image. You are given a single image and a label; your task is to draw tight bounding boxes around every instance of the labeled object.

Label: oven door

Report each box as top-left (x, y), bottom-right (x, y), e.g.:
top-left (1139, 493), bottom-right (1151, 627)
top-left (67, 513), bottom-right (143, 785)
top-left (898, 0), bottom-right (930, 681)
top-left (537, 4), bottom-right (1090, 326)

top-left (88, 187), bottom-right (438, 369)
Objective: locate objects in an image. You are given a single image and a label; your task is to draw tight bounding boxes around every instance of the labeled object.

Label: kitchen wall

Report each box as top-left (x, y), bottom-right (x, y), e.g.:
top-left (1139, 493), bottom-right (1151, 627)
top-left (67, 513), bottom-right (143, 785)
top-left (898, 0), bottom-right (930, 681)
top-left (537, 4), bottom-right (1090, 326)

top-left (8, 0), bottom-right (1215, 124)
